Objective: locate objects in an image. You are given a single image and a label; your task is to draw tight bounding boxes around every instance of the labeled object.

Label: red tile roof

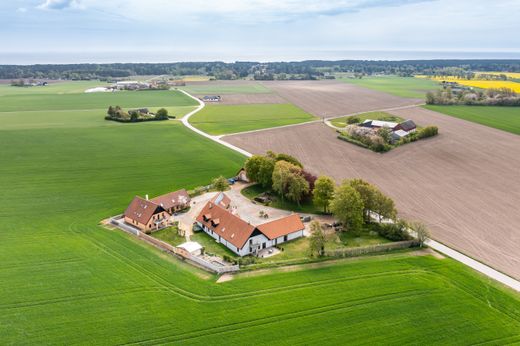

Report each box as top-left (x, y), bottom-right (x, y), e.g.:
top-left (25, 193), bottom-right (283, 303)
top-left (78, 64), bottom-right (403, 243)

top-left (196, 202), bottom-right (255, 249)
top-left (151, 189), bottom-right (190, 210)
top-left (256, 214), bottom-right (305, 240)
top-left (124, 196), bottom-right (166, 225)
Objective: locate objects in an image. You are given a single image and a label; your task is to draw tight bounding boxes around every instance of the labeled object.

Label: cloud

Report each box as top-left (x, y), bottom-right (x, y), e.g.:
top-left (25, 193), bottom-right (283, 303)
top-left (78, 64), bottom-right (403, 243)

top-left (37, 0), bottom-right (83, 10)
top-left (17, 7), bottom-right (28, 13)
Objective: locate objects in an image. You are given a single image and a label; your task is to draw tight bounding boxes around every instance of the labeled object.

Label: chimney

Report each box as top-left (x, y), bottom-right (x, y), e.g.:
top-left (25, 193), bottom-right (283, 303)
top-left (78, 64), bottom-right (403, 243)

top-left (145, 194), bottom-right (149, 200)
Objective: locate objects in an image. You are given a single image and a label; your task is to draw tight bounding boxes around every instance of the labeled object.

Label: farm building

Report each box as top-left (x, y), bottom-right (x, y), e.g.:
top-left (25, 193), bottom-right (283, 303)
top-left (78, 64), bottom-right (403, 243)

top-left (124, 196), bottom-right (170, 232)
top-left (235, 168), bottom-right (249, 183)
top-left (210, 192), bottom-right (231, 209)
top-left (394, 119), bottom-right (417, 133)
top-left (202, 95), bottom-right (221, 102)
top-left (195, 194), bottom-right (305, 256)
top-left (151, 189), bottom-right (191, 214)
top-left (360, 119), bottom-right (399, 129)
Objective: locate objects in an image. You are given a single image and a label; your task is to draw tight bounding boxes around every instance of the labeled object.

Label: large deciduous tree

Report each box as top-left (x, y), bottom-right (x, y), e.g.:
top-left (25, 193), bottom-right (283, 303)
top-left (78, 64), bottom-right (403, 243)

top-left (308, 220), bottom-right (326, 257)
top-left (330, 181), bottom-right (364, 235)
top-left (272, 160), bottom-right (308, 205)
top-left (313, 176), bottom-right (335, 213)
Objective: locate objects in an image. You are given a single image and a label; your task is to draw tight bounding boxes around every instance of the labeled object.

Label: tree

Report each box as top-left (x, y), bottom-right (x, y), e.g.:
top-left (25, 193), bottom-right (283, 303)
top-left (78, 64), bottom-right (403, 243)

top-left (244, 155), bottom-right (265, 183)
top-left (308, 220), bottom-right (326, 257)
top-left (313, 176), bottom-right (335, 213)
top-left (107, 106), bottom-right (115, 116)
top-left (257, 157), bottom-right (275, 188)
top-left (329, 182), bottom-right (364, 235)
top-left (410, 221), bottom-right (429, 247)
top-left (302, 170), bottom-right (317, 192)
top-left (272, 160), bottom-right (301, 201)
top-left (286, 173), bottom-right (309, 206)
top-left (130, 112), bottom-right (138, 122)
top-left (275, 153), bottom-right (303, 168)
top-left (156, 108), bottom-right (168, 120)
top-left (349, 179), bottom-right (378, 222)
top-left (373, 192), bottom-right (397, 222)
top-left (212, 176), bottom-right (229, 191)
top-left (377, 127), bottom-right (392, 144)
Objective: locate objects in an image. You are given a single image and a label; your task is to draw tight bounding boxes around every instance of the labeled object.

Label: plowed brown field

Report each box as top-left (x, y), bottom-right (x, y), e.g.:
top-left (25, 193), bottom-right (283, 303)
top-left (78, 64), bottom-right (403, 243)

top-left (261, 80), bottom-right (422, 117)
top-left (224, 106), bottom-right (520, 279)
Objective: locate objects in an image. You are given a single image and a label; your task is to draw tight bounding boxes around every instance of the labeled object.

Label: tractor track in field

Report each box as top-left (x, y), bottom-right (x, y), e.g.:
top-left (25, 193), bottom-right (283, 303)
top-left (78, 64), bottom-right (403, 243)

top-left (120, 289), bottom-right (436, 345)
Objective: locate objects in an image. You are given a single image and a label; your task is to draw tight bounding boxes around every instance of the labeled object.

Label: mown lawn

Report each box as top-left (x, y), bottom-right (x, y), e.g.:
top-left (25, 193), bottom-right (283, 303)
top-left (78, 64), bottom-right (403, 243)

top-left (424, 105), bottom-right (520, 135)
top-left (189, 103), bottom-right (317, 135)
top-left (241, 183), bottom-right (323, 214)
top-left (1, 83), bottom-right (520, 344)
top-left (330, 111), bottom-right (405, 128)
top-left (152, 226), bottom-right (186, 246)
top-left (338, 75), bottom-right (439, 98)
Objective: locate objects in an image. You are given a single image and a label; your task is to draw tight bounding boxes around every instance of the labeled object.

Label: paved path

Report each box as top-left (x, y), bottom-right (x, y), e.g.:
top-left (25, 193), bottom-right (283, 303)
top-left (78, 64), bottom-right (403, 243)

top-left (179, 89), bottom-right (252, 157)
top-left (178, 89), bottom-right (520, 293)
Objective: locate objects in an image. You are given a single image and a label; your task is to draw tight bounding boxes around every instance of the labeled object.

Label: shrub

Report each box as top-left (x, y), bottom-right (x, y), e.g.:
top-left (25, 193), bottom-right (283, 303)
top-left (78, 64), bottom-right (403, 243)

top-left (418, 126), bottom-right (438, 139)
top-left (373, 220), bottom-right (411, 241)
top-left (347, 116), bottom-right (361, 124)
top-left (156, 108), bottom-right (169, 120)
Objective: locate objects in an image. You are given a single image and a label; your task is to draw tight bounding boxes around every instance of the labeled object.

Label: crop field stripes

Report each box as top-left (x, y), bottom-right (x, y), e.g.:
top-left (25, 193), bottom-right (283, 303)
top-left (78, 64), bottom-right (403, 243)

top-left (0, 257), bottom-right (84, 271)
top-left (0, 286), bottom-right (167, 310)
top-left (121, 289), bottom-right (436, 345)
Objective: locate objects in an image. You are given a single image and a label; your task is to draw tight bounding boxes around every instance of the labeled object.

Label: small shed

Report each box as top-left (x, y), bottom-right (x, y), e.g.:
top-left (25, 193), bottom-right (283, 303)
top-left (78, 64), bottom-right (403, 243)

top-left (177, 241), bottom-right (204, 256)
top-left (236, 168), bottom-right (249, 183)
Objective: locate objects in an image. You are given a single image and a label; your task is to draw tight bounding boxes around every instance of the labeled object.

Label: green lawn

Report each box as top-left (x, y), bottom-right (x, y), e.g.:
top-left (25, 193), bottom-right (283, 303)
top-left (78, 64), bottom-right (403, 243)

top-left (189, 103), bottom-right (317, 135)
top-left (330, 111), bottom-right (405, 128)
top-left (241, 184), bottom-right (323, 214)
top-left (425, 105), bottom-right (520, 135)
top-left (190, 232), bottom-right (240, 259)
top-left (0, 80), bottom-right (106, 95)
top-left (152, 226), bottom-right (186, 246)
top-left (338, 75), bottom-right (439, 98)
top-left (1, 83), bottom-right (520, 344)
top-left (180, 82), bottom-right (271, 94)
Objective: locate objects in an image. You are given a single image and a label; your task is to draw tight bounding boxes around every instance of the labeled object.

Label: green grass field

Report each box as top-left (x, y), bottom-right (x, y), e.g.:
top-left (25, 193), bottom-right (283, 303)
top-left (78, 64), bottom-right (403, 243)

top-left (330, 111), bottom-right (405, 128)
top-left (180, 82), bottom-right (272, 95)
top-left (425, 105), bottom-right (520, 135)
top-left (338, 75), bottom-right (439, 98)
top-left (1, 82), bottom-right (520, 344)
top-left (189, 103), bottom-right (317, 135)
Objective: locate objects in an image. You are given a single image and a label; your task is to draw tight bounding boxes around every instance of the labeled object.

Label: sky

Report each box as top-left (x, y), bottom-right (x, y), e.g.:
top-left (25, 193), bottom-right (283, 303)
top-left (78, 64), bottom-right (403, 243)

top-left (1, 0), bottom-right (520, 64)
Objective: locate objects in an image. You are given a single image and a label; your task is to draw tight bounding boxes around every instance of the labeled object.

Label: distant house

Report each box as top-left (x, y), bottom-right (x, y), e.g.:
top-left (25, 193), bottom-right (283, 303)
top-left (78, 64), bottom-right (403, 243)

top-left (394, 120), bottom-right (417, 133)
top-left (201, 95), bottom-right (221, 102)
top-left (128, 108), bottom-right (150, 115)
top-left (151, 189), bottom-right (191, 214)
top-left (390, 130), bottom-right (410, 143)
top-left (235, 168), bottom-right (249, 183)
top-left (195, 194), bottom-right (305, 256)
top-left (124, 196), bottom-right (170, 232)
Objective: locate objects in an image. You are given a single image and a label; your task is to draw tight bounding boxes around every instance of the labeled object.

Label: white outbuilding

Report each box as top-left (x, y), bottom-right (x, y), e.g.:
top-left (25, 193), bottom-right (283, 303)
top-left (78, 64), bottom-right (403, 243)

top-left (176, 241), bottom-right (204, 256)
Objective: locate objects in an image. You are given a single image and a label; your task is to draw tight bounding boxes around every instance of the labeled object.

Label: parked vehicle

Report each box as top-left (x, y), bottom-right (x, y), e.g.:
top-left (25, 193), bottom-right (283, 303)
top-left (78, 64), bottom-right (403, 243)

top-left (300, 215), bottom-right (312, 222)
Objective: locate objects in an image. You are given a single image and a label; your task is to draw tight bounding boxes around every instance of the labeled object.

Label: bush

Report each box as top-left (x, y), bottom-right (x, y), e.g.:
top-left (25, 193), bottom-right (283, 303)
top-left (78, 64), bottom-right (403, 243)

top-left (347, 116), bottom-right (360, 124)
top-left (373, 220), bottom-right (411, 241)
top-left (338, 134), bottom-right (369, 148)
top-left (156, 108), bottom-right (169, 120)
top-left (418, 126), bottom-right (438, 139)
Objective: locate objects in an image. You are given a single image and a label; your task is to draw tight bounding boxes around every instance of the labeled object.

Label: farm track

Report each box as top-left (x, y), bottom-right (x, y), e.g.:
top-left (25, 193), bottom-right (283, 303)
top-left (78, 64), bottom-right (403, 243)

top-left (121, 289), bottom-right (435, 345)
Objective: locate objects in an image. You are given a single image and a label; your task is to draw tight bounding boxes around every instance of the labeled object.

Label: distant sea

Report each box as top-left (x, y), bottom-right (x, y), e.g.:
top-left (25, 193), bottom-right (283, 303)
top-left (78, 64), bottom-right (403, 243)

top-left (1, 50), bottom-right (520, 65)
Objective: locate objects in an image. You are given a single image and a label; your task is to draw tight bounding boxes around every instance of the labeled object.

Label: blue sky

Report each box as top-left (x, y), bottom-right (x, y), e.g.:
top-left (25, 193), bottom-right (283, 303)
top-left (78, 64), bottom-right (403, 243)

top-left (2, 0), bottom-right (520, 63)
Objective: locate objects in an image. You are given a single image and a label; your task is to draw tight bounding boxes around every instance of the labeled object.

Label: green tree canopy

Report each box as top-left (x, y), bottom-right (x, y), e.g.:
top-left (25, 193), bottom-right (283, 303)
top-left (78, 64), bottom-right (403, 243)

top-left (212, 176), bottom-right (229, 192)
top-left (313, 176), bottom-right (335, 213)
top-left (308, 220), bottom-right (326, 257)
top-left (330, 181), bottom-right (364, 235)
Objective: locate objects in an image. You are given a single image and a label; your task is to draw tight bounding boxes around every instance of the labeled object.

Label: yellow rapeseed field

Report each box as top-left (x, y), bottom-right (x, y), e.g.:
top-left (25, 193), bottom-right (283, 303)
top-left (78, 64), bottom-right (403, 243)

top-left (475, 71), bottom-right (520, 79)
top-left (414, 75), bottom-right (520, 92)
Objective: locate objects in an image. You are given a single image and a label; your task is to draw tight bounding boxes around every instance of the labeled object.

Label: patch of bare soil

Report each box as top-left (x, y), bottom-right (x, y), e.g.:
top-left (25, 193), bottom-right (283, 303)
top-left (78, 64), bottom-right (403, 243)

top-left (216, 273), bottom-right (234, 283)
top-left (223, 106), bottom-right (520, 279)
top-left (193, 93), bottom-right (286, 105)
top-left (261, 80), bottom-right (422, 117)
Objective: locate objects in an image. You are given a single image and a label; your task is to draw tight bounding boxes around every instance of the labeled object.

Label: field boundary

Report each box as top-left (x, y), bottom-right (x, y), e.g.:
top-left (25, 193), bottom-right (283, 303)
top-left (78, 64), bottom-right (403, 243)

top-left (179, 89), bottom-right (520, 292)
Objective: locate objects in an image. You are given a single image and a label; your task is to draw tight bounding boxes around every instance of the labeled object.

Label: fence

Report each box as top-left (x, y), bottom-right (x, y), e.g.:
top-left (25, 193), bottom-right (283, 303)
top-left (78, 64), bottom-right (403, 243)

top-left (323, 240), bottom-right (419, 258)
top-left (111, 217), bottom-right (239, 274)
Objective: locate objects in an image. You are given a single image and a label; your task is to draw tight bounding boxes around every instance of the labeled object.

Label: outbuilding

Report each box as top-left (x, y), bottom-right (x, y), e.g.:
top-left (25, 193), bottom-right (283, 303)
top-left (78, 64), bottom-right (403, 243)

top-left (176, 241), bottom-right (204, 256)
